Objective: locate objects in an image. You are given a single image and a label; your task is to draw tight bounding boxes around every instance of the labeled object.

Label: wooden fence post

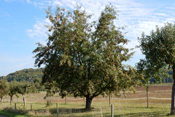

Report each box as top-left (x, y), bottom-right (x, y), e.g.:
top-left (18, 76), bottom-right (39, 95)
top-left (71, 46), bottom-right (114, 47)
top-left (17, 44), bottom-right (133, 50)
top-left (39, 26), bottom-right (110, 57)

top-left (109, 95), bottom-right (111, 106)
top-left (65, 95), bottom-right (67, 104)
top-left (56, 103), bottom-right (59, 117)
top-left (111, 104), bottom-right (114, 117)
top-left (100, 107), bottom-right (103, 117)
top-left (31, 104), bottom-right (32, 111)
top-left (15, 103), bottom-right (16, 110)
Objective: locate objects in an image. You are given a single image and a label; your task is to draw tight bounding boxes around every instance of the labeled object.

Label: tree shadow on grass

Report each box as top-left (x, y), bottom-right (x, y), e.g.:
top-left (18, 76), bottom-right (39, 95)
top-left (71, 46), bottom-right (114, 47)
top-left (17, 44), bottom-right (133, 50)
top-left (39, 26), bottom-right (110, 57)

top-left (30, 107), bottom-right (99, 117)
top-left (49, 107), bottom-right (98, 114)
top-left (1, 107), bottom-right (30, 117)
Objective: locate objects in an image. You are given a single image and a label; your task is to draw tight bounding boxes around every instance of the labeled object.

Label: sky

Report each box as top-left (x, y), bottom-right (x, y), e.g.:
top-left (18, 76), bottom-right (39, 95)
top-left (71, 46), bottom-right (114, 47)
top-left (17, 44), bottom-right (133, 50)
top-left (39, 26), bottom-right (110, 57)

top-left (1, 0), bottom-right (175, 76)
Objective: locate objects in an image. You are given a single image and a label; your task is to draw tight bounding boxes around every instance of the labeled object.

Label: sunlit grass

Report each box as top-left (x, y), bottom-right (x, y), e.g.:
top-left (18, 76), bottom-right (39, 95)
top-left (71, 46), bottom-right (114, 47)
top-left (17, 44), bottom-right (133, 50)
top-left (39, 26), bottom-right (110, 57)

top-left (0, 85), bottom-right (175, 116)
top-left (0, 98), bottom-right (173, 117)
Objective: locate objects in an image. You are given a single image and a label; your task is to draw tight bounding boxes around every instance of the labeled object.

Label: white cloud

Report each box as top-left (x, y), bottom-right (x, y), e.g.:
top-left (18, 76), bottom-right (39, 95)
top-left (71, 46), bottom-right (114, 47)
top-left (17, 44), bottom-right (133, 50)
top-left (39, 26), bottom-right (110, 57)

top-left (154, 13), bottom-right (168, 17)
top-left (166, 7), bottom-right (175, 10)
top-left (27, 18), bottom-right (51, 44)
top-left (53, 0), bottom-right (77, 9)
top-left (26, 0), bottom-right (52, 8)
top-left (26, 0), bottom-right (31, 3)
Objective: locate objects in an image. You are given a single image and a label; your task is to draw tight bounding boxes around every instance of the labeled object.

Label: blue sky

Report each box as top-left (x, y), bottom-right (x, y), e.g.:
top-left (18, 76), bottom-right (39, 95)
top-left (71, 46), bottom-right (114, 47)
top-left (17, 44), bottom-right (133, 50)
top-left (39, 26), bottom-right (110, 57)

top-left (1, 0), bottom-right (175, 76)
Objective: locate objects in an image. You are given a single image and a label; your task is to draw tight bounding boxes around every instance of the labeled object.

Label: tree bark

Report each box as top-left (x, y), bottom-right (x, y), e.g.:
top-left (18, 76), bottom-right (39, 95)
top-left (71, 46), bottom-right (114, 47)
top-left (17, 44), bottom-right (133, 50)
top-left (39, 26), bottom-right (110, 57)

top-left (146, 79), bottom-right (149, 108)
top-left (23, 95), bottom-right (26, 106)
top-left (109, 92), bottom-right (111, 106)
top-left (1, 97), bottom-right (3, 103)
top-left (171, 65), bottom-right (175, 114)
top-left (85, 96), bottom-right (93, 109)
top-left (146, 87), bottom-right (149, 108)
top-left (10, 95), bottom-right (13, 105)
top-left (65, 95), bottom-right (67, 104)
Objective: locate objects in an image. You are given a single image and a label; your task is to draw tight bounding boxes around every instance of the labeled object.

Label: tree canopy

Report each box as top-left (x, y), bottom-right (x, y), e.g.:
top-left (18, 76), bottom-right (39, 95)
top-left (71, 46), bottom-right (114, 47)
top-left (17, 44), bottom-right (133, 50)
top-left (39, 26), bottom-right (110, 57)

top-left (0, 79), bottom-right (9, 102)
top-left (33, 5), bottom-right (142, 109)
top-left (138, 23), bottom-right (175, 114)
top-left (17, 81), bottom-right (38, 106)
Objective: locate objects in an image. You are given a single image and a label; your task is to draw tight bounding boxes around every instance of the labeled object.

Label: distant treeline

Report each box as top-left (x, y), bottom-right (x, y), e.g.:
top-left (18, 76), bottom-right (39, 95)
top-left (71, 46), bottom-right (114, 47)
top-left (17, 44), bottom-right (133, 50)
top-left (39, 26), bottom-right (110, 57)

top-left (0, 68), bottom-right (173, 84)
top-left (150, 70), bottom-right (173, 84)
top-left (0, 68), bottom-right (44, 82)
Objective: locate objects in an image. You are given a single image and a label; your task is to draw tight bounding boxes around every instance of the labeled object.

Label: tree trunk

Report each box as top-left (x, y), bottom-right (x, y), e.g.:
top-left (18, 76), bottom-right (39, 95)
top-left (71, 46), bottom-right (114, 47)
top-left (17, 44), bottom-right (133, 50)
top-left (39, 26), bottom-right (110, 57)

top-left (85, 96), bottom-right (93, 109)
top-left (171, 65), bottom-right (175, 114)
top-left (23, 95), bottom-right (26, 106)
top-left (109, 92), bottom-right (111, 106)
top-left (146, 79), bottom-right (149, 108)
top-left (10, 95), bottom-right (13, 105)
top-left (146, 87), bottom-right (149, 108)
top-left (65, 95), bottom-right (67, 104)
top-left (1, 97), bottom-right (3, 103)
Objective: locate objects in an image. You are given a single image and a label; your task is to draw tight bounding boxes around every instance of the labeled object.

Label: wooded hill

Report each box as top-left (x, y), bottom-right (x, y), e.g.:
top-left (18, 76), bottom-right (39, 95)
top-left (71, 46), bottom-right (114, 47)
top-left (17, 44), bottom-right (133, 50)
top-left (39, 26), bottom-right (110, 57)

top-left (0, 68), bottom-right (173, 83)
top-left (0, 68), bottom-right (43, 82)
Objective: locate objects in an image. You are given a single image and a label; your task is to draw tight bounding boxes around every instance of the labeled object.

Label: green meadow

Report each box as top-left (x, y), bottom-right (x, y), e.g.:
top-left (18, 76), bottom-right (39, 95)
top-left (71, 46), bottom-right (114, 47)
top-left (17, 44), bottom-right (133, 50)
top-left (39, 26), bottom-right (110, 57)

top-left (0, 84), bottom-right (174, 117)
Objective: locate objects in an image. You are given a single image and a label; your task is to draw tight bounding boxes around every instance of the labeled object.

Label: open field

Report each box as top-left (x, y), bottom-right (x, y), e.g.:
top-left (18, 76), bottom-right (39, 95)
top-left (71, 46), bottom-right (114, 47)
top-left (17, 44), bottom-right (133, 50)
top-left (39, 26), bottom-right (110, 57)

top-left (0, 84), bottom-right (175, 117)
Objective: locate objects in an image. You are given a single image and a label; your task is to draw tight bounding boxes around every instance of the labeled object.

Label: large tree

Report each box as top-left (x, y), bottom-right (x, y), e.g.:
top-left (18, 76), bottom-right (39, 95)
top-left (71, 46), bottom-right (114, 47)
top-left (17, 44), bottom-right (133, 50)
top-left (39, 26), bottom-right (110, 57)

top-left (33, 5), bottom-right (142, 109)
top-left (138, 23), bottom-right (175, 114)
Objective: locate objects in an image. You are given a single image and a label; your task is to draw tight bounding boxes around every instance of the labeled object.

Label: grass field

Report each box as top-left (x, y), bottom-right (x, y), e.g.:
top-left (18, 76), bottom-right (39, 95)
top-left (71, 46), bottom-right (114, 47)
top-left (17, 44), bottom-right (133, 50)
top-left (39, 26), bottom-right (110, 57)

top-left (0, 84), bottom-right (175, 117)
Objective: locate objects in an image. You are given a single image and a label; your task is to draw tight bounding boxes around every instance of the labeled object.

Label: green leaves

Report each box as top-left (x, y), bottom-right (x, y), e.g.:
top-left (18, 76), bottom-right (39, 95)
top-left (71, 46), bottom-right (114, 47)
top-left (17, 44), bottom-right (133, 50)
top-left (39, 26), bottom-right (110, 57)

top-left (33, 5), bottom-right (142, 102)
top-left (137, 23), bottom-right (175, 88)
top-left (139, 23), bottom-right (175, 67)
top-left (0, 79), bottom-right (9, 98)
top-left (17, 82), bottom-right (38, 95)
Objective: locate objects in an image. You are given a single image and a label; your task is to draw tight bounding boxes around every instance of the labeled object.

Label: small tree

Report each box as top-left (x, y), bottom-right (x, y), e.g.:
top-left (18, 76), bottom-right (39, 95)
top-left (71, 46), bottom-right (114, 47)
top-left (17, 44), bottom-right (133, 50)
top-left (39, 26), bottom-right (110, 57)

top-left (8, 81), bottom-right (19, 105)
top-left (138, 23), bottom-right (175, 114)
top-left (17, 82), bottom-right (38, 106)
top-left (33, 5), bottom-right (142, 109)
top-left (136, 59), bottom-right (168, 108)
top-left (136, 59), bottom-right (150, 108)
top-left (0, 79), bottom-right (9, 102)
